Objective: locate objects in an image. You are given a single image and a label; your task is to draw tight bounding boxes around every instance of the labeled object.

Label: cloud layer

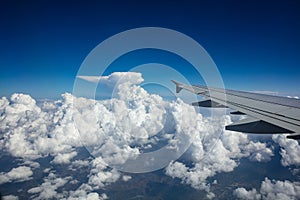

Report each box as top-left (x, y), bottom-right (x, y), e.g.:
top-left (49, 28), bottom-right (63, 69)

top-left (0, 72), bottom-right (299, 199)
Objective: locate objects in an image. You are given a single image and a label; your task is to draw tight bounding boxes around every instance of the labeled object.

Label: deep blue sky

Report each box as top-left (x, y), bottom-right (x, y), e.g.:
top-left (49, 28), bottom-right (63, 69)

top-left (1, 0), bottom-right (300, 98)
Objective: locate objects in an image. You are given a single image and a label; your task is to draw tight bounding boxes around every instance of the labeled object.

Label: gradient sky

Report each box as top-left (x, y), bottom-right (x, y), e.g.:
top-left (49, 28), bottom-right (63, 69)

top-left (1, 0), bottom-right (300, 98)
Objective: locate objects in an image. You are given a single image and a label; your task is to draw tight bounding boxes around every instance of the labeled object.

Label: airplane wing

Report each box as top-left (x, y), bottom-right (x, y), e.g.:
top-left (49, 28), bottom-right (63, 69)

top-left (172, 80), bottom-right (300, 139)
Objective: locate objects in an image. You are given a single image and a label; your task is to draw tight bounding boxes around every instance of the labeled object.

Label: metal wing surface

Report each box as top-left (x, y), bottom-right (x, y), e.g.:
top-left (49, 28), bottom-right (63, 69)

top-left (172, 80), bottom-right (300, 139)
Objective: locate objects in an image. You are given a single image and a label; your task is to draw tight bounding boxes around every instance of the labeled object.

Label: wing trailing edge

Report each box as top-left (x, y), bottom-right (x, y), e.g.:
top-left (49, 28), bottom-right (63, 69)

top-left (225, 117), bottom-right (293, 134)
top-left (192, 99), bottom-right (227, 108)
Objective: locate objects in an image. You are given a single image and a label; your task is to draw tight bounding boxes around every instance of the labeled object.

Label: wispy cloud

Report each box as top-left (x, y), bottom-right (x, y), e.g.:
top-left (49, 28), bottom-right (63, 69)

top-left (77, 72), bottom-right (143, 86)
top-left (250, 90), bottom-right (279, 96)
top-left (77, 76), bottom-right (101, 83)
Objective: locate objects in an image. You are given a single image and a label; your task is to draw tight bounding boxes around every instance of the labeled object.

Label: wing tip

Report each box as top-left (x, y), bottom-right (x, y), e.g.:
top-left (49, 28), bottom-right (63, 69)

top-left (172, 80), bottom-right (183, 93)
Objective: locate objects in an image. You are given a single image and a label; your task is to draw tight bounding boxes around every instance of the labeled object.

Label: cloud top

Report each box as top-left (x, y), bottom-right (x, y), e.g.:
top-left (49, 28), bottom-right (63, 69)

top-left (77, 72), bottom-right (144, 86)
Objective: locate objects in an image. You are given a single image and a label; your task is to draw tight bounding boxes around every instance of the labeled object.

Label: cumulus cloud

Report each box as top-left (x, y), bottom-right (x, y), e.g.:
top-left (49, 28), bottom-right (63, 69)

top-left (122, 175), bottom-right (132, 181)
top-left (0, 72), bottom-right (280, 198)
top-left (233, 188), bottom-right (261, 200)
top-left (68, 183), bottom-right (108, 200)
top-left (87, 157), bottom-right (121, 189)
top-left (28, 176), bottom-right (108, 200)
top-left (2, 195), bottom-right (19, 200)
top-left (234, 178), bottom-right (300, 200)
top-left (22, 161), bottom-right (40, 169)
top-left (28, 172), bottom-right (70, 199)
top-left (165, 115), bottom-right (274, 192)
top-left (272, 135), bottom-right (300, 167)
top-left (69, 159), bottom-right (90, 170)
top-left (51, 151), bottom-right (78, 164)
top-left (244, 141), bottom-right (274, 162)
top-left (0, 166), bottom-right (33, 184)
top-left (1, 72), bottom-right (162, 198)
top-left (260, 178), bottom-right (300, 200)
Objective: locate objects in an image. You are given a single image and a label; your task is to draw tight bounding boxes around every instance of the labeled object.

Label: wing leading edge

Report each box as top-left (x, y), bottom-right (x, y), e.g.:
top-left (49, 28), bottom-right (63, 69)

top-left (172, 80), bottom-right (300, 140)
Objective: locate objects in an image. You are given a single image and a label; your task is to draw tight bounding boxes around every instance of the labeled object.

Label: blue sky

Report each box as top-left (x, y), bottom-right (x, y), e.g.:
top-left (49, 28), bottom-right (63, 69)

top-left (1, 0), bottom-right (300, 98)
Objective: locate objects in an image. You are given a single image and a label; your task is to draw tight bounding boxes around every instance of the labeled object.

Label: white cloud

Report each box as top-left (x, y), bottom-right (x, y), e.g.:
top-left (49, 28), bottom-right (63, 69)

top-left (234, 178), bottom-right (300, 200)
top-left (27, 172), bottom-right (70, 200)
top-left (165, 115), bottom-right (274, 192)
top-left (0, 92), bottom-right (82, 162)
top-left (233, 188), bottom-right (261, 200)
top-left (77, 72), bottom-right (144, 86)
top-left (22, 161), bottom-right (40, 169)
top-left (122, 175), bottom-right (132, 181)
top-left (0, 166), bottom-right (33, 184)
top-left (69, 159), bottom-right (90, 170)
top-left (260, 178), bottom-right (300, 200)
top-left (206, 191), bottom-right (215, 199)
top-left (166, 161), bottom-right (188, 180)
top-left (51, 151), bottom-right (77, 164)
top-left (251, 90), bottom-right (279, 96)
top-left (0, 72), bottom-right (281, 197)
top-left (2, 195), bottom-right (19, 200)
top-left (287, 96), bottom-right (299, 99)
top-left (87, 157), bottom-right (121, 189)
top-left (244, 141), bottom-right (274, 162)
top-left (272, 135), bottom-right (300, 166)
top-left (43, 168), bottom-right (51, 173)
top-left (67, 183), bottom-right (108, 200)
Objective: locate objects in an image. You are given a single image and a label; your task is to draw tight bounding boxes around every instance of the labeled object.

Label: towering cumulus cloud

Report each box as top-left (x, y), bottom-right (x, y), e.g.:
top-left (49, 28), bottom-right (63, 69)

top-left (0, 72), bottom-right (298, 199)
